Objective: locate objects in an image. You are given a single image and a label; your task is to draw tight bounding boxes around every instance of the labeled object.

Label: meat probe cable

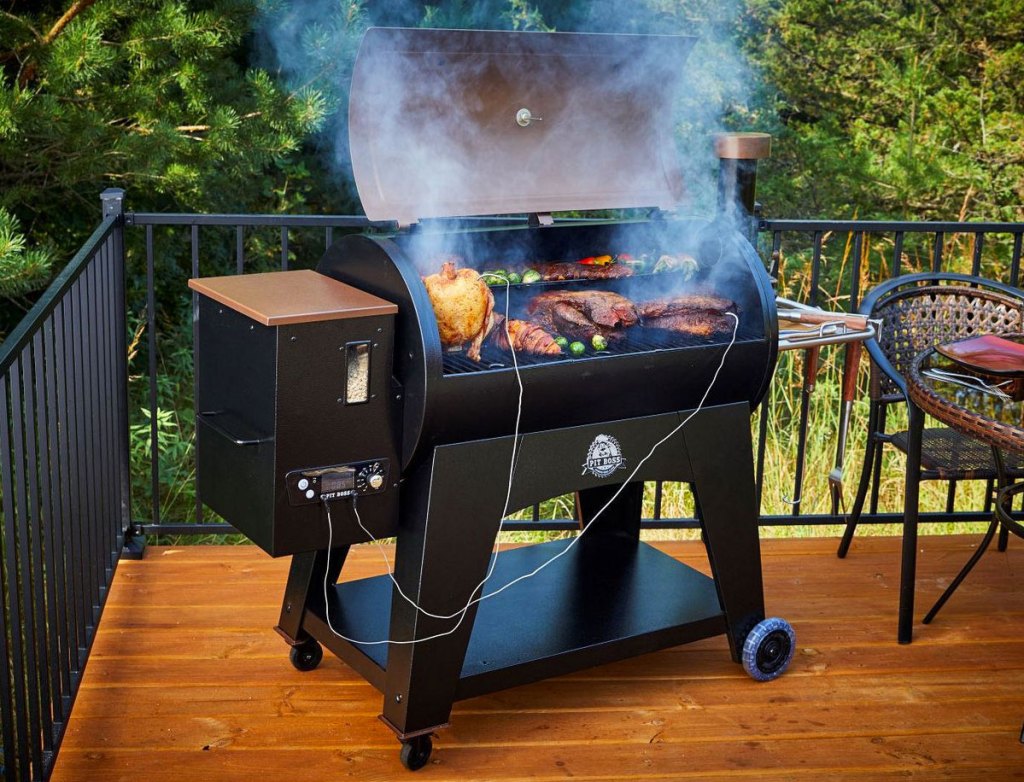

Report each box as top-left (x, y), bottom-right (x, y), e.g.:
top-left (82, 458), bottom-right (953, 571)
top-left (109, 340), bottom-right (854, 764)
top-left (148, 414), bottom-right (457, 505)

top-left (321, 309), bottom-right (741, 646)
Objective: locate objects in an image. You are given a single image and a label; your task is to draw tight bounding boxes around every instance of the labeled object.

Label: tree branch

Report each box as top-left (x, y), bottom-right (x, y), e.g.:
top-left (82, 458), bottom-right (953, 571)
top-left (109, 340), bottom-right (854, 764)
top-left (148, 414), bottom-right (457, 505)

top-left (42, 0), bottom-right (97, 45)
top-left (1, 1), bottom-right (97, 71)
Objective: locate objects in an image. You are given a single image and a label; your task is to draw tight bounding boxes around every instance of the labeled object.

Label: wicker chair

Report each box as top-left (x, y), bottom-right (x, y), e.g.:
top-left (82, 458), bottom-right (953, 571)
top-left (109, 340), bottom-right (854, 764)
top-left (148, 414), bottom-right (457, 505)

top-left (837, 272), bottom-right (1024, 563)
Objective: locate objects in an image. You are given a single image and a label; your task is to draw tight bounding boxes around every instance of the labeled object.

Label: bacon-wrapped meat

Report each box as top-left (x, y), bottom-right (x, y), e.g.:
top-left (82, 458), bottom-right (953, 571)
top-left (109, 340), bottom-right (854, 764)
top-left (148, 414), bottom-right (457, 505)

top-left (492, 317), bottom-right (563, 355)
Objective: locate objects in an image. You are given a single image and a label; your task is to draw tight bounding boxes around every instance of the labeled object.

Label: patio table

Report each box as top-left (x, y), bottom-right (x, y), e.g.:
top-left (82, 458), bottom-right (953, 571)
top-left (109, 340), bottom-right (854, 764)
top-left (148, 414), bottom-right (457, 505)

top-left (898, 343), bottom-right (1024, 642)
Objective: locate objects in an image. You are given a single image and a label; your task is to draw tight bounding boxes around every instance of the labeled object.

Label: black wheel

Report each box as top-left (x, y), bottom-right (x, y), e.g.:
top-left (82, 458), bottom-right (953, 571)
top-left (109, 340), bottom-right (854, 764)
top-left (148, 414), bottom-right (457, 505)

top-left (289, 638), bottom-right (323, 672)
top-left (399, 735), bottom-right (432, 771)
top-left (742, 617), bottom-right (796, 682)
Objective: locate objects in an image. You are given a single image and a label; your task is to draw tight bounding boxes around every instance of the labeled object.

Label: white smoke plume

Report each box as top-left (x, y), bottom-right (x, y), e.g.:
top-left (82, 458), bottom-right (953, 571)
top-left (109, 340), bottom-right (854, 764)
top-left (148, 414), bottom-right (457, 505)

top-left (255, 1), bottom-right (762, 224)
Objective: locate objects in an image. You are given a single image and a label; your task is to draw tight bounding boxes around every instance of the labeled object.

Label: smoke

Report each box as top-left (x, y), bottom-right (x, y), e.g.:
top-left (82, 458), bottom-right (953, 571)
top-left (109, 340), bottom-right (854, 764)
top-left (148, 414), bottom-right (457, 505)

top-left (254, 1), bottom-right (761, 230)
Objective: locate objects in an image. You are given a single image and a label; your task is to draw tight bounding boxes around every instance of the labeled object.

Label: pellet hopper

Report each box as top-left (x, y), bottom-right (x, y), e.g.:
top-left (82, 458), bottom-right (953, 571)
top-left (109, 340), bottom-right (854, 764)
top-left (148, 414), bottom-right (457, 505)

top-left (190, 26), bottom-right (794, 771)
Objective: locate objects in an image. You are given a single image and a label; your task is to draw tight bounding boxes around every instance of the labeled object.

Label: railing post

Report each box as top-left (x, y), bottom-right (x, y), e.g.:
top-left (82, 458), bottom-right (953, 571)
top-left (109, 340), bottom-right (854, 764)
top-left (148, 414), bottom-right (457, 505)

top-left (102, 189), bottom-right (145, 560)
top-left (101, 187), bottom-right (124, 219)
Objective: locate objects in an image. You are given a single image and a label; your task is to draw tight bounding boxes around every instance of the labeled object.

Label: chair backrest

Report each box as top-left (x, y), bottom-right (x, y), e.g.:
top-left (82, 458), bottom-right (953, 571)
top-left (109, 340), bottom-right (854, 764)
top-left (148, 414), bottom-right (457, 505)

top-left (862, 273), bottom-right (1024, 399)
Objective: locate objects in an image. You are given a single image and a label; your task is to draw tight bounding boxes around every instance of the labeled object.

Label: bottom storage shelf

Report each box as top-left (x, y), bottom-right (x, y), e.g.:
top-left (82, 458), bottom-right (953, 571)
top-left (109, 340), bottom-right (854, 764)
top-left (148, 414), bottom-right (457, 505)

top-left (307, 536), bottom-right (729, 700)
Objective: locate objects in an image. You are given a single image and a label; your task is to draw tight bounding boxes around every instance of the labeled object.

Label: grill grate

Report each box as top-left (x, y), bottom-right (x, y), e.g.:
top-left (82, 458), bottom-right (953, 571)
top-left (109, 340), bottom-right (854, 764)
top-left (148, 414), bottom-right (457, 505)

top-left (442, 322), bottom-right (762, 375)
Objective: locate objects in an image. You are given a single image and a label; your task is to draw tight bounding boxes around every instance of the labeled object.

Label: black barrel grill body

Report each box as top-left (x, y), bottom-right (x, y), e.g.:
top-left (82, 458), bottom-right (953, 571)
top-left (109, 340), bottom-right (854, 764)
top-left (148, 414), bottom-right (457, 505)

top-left (192, 26), bottom-right (790, 769)
top-left (319, 217), bottom-right (778, 472)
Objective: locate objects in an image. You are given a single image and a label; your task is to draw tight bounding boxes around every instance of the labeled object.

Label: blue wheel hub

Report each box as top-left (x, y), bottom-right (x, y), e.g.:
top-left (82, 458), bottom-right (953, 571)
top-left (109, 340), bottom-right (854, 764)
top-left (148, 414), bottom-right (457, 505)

top-left (742, 617), bottom-right (795, 682)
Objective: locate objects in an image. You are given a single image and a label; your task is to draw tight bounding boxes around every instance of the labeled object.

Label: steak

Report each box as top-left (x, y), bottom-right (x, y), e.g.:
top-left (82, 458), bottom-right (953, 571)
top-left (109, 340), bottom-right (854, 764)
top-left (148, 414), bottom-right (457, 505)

top-left (643, 312), bottom-right (735, 337)
top-left (527, 290), bottom-right (639, 341)
top-left (530, 262), bottom-right (634, 281)
top-left (639, 294), bottom-right (737, 338)
top-left (638, 294), bottom-right (735, 318)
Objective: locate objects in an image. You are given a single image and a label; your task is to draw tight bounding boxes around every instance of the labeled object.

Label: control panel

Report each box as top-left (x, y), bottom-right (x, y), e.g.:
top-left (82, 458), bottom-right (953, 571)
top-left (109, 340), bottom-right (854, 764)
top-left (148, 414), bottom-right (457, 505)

top-left (285, 459), bottom-right (390, 506)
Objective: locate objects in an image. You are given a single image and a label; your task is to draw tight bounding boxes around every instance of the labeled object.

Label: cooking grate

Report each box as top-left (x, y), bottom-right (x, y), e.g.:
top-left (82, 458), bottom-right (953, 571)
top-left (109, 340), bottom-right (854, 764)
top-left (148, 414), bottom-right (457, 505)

top-left (442, 321), bottom-right (762, 375)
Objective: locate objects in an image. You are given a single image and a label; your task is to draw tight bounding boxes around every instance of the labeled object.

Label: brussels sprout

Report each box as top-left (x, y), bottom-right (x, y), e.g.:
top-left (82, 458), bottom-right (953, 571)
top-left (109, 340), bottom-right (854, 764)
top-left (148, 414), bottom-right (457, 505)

top-left (553, 336), bottom-right (569, 349)
top-left (569, 341), bottom-right (586, 357)
top-left (591, 334), bottom-right (608, 351)
top-left (521, 269), bottom-right (542, 284)
top-left (482, 270), bottom-right (508, 285)
top-left (506, 272), bottom-right (522, 284)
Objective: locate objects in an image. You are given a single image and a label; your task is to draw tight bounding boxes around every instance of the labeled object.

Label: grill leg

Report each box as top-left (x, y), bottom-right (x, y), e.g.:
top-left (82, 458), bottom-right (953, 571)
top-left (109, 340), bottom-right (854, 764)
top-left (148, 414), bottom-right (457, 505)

top-left (380, 441), bottom-right (510, 739)
top-left (275, 547), bottom-right (348, 645)
top-left (575, 482), bottom-right (643, 542)
top-left (685, 403), bottom-right (765, 663)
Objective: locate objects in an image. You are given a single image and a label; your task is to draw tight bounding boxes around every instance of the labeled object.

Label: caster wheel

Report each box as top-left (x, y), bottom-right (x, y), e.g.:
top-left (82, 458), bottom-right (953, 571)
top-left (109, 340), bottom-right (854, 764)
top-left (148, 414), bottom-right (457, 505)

top-left (289, 638), bottom-right (323, 672)
top-left (399, 735), bottom-right (432, 771)
top-left (742, 617), bottom-right (795, 682)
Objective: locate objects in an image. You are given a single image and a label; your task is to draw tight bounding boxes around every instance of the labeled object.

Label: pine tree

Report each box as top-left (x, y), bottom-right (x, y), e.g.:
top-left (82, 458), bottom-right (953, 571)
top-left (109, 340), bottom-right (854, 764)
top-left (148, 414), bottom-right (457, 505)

top-left (744, 0), bottom-right (1024, 221)
top-left (0, 0), bottom-right (328, 335)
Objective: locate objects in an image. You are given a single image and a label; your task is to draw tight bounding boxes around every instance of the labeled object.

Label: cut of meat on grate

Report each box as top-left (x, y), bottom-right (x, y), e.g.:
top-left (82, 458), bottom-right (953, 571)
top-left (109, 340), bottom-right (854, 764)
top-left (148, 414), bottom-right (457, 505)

top-left (527, 290), bottom-right (639, 341)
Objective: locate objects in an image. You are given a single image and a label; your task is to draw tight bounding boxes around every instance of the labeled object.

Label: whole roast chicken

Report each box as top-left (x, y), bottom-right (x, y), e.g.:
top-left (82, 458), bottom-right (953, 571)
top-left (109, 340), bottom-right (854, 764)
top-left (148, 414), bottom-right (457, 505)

top-left (423, 260), bottom-right (495, 361)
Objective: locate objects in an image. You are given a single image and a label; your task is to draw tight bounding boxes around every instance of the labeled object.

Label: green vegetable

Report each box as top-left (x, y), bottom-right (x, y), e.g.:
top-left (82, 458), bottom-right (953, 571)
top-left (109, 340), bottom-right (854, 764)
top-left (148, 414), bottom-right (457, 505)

top-left (506, 272), bottom-right (522, 284)
top-left (482, 270), bottom-right (508, 285)
top-left (569, 341), bottom-right (586, 357)
top-left (553, 335), bottom-right (569, 349)
top-left (591, 334), bottom-right (608, 351)
top-left (521, 269), bottom-right (542, 284)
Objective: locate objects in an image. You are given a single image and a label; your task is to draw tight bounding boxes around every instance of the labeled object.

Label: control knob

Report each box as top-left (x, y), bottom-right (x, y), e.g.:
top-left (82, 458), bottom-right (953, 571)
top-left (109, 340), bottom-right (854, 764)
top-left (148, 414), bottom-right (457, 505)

top-left (356, 462), bottom-right (386, 493)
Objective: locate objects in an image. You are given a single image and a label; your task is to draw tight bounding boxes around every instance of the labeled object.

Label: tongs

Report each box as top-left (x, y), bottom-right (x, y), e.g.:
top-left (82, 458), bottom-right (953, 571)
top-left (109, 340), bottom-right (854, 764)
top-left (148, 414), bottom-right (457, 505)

top-left (777, 296), bottom-right (872, 332)
top-left (921, 367), bottom-right (1014, 400)
top-left (776, 296), bottom-right (878, 351)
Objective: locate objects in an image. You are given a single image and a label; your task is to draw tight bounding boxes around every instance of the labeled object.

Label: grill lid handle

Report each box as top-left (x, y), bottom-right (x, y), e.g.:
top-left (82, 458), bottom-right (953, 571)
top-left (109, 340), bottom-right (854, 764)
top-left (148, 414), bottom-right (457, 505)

top-left (515, 108), bottom-right (542, 127)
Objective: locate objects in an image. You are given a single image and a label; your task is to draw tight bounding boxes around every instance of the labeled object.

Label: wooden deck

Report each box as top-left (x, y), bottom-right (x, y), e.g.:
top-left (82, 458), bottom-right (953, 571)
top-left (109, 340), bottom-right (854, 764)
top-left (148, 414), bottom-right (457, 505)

top-left (52, 536), bottom-right (1024, 781)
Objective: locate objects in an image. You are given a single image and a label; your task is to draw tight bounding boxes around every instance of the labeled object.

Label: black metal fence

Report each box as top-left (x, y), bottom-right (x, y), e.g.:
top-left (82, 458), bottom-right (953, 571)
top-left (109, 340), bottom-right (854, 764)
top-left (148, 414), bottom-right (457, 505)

top-left (0, 190), bottom-right (135, 782)
top-left (757, 218), bottom-right (1024, 526)
top-left (122, 206), bottom-right (1024, 535)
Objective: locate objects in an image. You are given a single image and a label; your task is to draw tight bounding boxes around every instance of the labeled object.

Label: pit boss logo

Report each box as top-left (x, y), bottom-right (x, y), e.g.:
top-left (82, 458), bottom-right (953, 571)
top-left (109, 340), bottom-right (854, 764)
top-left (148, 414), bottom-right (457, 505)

top-left (582, 434), bottom-right (626, 478)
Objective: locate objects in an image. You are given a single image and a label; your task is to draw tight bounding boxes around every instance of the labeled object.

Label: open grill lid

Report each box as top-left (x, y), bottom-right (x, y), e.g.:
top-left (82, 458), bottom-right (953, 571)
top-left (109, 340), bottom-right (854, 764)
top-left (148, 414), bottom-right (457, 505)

top-left (349, 27), bottom-right (696, 225)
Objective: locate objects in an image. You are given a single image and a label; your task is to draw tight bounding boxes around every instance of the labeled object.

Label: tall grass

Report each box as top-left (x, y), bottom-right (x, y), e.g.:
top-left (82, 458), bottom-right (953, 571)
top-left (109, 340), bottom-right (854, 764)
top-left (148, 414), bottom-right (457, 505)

top-left (515, 354), bottom-right (990, 542)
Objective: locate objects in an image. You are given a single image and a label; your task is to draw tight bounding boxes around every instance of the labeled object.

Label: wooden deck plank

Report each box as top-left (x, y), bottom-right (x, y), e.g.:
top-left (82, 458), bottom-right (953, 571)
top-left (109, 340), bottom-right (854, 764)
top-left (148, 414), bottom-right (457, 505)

top-left (52, 536), bottom-right (1024, 781)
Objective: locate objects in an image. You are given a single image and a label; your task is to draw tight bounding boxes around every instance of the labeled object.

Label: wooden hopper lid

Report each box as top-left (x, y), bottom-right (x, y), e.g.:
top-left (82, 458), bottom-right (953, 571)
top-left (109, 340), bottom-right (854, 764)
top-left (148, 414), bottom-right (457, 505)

top-left (348, 27), bottom-right (696, 225)
top-left (188, 270), bottom-right (397, 326)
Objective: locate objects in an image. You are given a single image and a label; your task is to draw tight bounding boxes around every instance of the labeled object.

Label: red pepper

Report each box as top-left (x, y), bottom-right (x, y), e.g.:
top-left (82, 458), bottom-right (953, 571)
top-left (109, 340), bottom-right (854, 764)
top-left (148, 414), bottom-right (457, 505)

top-left (579, 254), bottom-right (613, 266)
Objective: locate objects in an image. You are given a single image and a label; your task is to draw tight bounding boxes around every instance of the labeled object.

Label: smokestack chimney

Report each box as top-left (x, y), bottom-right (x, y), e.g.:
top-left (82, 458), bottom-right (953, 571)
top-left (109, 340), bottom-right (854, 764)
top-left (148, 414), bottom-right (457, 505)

top-left (715, 132), bottom-right (771, 242)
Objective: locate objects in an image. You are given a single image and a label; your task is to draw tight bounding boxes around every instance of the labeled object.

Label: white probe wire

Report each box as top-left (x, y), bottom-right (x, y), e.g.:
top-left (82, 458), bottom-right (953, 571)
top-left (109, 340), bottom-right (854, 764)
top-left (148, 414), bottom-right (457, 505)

top-left (322, 305), bottom-right (740, 646)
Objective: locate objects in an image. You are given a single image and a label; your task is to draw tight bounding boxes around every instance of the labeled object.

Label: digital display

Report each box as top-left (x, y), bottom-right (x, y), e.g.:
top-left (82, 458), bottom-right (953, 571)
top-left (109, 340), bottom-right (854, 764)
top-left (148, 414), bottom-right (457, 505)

top-left (321, 470), bottom-right (354, 493)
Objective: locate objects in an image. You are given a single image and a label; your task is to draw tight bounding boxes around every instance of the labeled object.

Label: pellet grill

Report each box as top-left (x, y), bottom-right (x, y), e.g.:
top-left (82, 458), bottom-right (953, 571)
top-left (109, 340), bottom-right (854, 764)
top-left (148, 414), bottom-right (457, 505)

top-left (191, 27), bottom-right (793, 771)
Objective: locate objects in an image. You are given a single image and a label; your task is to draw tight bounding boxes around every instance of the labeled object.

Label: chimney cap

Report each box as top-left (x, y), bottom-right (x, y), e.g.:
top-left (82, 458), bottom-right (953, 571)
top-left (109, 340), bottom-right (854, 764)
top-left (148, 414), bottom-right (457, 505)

top-left (714, 132), bottom-right (771, 160)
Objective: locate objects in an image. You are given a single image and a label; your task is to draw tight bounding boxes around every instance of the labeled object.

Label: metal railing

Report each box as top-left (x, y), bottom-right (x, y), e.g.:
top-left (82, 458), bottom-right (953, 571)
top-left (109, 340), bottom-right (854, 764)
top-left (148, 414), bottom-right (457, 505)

top-left (758, 218), bottom-right (1024, 526)
top-left (0, 190), bottom-right (135, 781)
top-left (1, 191), bottom-right (1023, 780)
top-left (122, 204), bottom-right (1024, 535)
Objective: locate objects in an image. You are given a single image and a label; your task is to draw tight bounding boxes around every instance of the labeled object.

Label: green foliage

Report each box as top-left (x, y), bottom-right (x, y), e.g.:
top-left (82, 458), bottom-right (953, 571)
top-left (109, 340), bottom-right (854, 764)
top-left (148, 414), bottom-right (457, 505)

top-left (0, 207), bottom-right (52, 301)
top-left (3, 0), bottom-right (1022, 539)
top-left (0, 0), bottom-right (329, 335)
top-left (744, 0), bottom-right (1024, 221)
